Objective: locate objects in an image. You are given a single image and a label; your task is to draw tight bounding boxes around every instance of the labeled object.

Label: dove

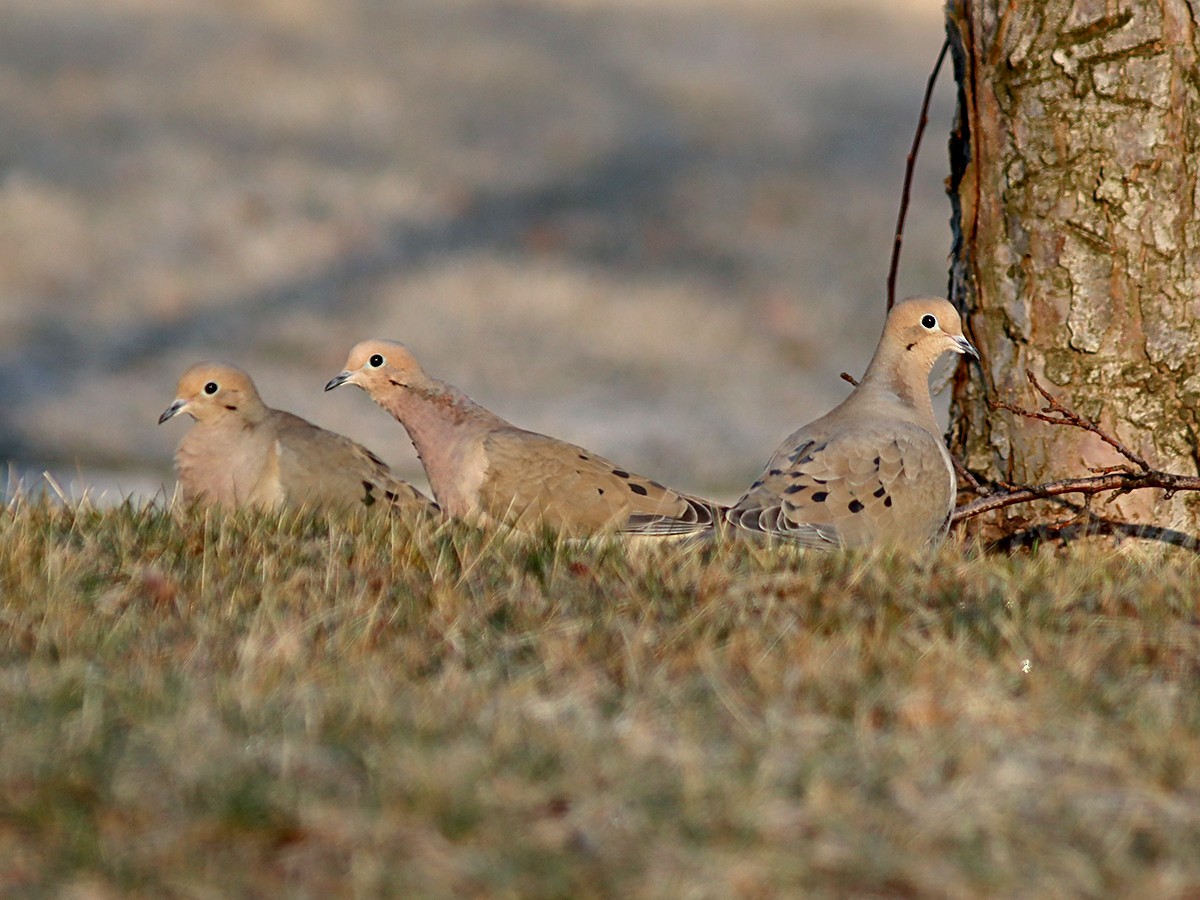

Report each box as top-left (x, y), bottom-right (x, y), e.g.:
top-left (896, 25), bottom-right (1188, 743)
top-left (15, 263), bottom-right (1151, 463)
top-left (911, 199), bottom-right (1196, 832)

top-left (726, 296), bottom-right (978, 550)
top-left (324, 341), bottom-right (720, 536)
top-left (159, 362), bottom-right (436, 514)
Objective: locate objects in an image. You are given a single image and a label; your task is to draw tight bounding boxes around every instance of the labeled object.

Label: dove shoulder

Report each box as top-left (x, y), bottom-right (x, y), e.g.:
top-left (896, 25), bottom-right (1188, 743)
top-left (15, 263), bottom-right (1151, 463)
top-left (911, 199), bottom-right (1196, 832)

top-left (269, 410), bottom-right (436, 513)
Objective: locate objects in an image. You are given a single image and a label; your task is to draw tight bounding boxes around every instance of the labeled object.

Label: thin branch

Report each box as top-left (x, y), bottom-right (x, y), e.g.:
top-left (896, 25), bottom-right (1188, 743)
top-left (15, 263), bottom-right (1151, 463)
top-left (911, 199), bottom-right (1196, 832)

top-left (887, 36), bottom-right (950, 311)
top-left (950, 452), bottom-right (983, 492)
top-left (988, 370), bottom-right (1150, 471)
top-left (952, 469), bottom-right (1200, 525)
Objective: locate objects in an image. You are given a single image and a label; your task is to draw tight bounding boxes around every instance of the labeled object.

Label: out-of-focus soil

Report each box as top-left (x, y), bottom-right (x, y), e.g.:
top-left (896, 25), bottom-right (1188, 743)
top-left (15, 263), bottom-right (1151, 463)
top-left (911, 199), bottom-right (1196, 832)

top-left (0, 0), bottom-right (952, 503)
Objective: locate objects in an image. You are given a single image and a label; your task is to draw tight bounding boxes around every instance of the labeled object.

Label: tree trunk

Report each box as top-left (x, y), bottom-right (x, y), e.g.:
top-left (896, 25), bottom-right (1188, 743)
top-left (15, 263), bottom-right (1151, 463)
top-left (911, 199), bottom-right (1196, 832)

top-left (946, 0), bottom-right (1200, 541)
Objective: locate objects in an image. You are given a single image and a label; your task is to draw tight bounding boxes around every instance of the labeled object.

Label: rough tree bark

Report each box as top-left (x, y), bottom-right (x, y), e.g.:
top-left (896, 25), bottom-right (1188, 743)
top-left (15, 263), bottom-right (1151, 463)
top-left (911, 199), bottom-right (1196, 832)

top-left (945, 0), bottom-right (1200, 540)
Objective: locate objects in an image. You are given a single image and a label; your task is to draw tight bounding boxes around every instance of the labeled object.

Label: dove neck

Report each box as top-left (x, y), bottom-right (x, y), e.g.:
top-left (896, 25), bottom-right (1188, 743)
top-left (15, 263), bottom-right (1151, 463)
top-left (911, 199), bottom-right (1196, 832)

top-left (379, 376), bottom-right (503, 481)
top-left (855, 350), bottom-right (938, 430)
top-left (214, 396), bottom-right (268, 427)
top-left (242, 398), bottom-right (270, 425)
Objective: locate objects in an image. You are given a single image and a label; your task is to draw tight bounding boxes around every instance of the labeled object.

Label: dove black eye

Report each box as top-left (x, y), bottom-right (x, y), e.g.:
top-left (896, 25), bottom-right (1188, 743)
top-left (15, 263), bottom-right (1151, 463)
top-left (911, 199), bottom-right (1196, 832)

top-left (368, 354), bottom-right (384, 368)
top-left (203, 382), bottom-right (219, 395)
top-left (921, 314), bottom-right (937, 329)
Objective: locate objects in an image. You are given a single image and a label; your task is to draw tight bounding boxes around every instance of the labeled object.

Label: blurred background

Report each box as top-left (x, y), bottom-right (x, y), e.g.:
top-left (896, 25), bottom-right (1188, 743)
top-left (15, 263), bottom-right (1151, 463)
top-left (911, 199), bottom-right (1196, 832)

top-left (1, 0), bottom-right (953, 505)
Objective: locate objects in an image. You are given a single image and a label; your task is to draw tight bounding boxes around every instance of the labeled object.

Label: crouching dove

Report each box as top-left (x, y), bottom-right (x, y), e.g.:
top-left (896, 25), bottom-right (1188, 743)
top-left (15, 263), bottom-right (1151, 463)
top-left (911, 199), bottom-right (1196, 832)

top-left (159, 362), bottom-right (436, 513)
top-left (726, 296), bottom-right (978, 550)
top-left (325, 340), bottom-right (721, 536)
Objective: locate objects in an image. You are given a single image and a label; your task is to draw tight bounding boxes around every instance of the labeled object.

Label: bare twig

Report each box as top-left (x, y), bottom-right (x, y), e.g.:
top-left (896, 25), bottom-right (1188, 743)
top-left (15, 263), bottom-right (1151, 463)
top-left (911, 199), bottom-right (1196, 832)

top-left (949, 452), bottom-right (983, 492)
top-left (953, 370), bottom-right (1200, 535)
top-left (887, 36), bottom-right (950, 311)
top-left (952, 470), bottom-right (1200, 525)
top-left (989, 370), bottom-right (1150, 471)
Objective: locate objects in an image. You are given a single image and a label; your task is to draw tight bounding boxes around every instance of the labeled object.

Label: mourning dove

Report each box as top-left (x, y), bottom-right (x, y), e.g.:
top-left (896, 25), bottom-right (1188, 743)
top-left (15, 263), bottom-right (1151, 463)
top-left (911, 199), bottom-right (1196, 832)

top-left (159, 362), bottom-right (436, 514)
top-left (726, 296), bottom-right (978, 550)
top-left (324, 341), bottom-right (721, 536)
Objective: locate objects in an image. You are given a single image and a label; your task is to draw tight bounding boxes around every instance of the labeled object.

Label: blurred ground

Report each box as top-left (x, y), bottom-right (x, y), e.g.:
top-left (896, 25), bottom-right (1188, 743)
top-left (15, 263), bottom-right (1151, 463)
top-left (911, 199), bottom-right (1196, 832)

top-left (0, 0), bottom-right (952, 503)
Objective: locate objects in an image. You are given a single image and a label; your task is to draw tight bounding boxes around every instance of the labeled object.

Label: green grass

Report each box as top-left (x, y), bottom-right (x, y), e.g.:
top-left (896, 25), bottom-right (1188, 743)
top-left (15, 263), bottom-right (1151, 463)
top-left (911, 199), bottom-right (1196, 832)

top-left (2, 498), bottom-right (1200, 897)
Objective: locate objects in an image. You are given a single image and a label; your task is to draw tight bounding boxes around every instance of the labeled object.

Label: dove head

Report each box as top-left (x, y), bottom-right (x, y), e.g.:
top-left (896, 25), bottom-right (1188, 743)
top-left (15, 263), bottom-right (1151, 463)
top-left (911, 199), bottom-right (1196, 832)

top-left (884, 296), bottom-right (978, 367)
top-left (325, 339), bottom-right (430, 397)
top-left (856, 296), bottom-right (978, 421)
top-left (159, 362), bottom-right (266, 425)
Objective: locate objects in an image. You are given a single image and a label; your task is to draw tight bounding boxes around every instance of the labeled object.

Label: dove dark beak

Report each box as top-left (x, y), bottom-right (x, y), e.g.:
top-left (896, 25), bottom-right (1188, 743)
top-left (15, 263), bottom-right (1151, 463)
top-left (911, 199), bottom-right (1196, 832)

top-left (954, 335), bottom-right (980, 360)
top-left (325, 371), bottom-right (352, 392)
top-left (158, 399), bottom-right (186, 425)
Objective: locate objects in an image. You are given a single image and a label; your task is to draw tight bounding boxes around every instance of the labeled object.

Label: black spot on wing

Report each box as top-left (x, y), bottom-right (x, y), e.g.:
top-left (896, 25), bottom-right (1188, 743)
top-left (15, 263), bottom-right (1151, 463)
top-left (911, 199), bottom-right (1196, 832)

top-left (812, 491), bottom-right (829, 503)
top-left (884, 496), bottom-right (893, 507)
top-left (612, 469), bottom-right (630, 479)
top-left (848, 500), bottom-right (864, 513)
top-left (873, 486), bottom-right (887, 498)
top-left (629, 483), bottom-right (648, 496)
top-left (784, 484), bottom-right (807, 494)
top-left (361, 480), bottom-right (377, 507)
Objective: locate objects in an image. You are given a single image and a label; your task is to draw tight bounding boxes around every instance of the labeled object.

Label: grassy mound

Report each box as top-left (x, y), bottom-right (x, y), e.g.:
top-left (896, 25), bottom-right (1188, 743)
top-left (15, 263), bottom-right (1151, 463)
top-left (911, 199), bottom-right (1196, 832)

top-left (2, 500), bottom-right (1199, 896)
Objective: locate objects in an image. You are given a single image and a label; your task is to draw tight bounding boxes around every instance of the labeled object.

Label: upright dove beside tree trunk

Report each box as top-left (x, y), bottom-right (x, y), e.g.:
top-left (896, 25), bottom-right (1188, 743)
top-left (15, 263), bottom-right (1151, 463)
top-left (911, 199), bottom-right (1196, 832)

top-left (944, 0), bottom-right (1200, 540)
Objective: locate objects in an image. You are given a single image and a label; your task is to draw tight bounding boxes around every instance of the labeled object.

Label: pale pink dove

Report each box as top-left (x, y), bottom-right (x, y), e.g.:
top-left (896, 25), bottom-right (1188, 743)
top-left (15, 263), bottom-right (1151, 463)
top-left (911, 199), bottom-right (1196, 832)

top-left (159, 362), bottom-right (436, 513)
top-left (325, 341), bottom-right (721, 536)
top-left (726, 296), bottom-right (978, 550)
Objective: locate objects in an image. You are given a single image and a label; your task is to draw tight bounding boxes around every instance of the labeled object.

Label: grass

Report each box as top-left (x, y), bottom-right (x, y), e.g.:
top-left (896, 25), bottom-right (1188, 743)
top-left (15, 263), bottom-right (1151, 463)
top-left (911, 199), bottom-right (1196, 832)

top-left (2, 498), bottom-right (1200, 897)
